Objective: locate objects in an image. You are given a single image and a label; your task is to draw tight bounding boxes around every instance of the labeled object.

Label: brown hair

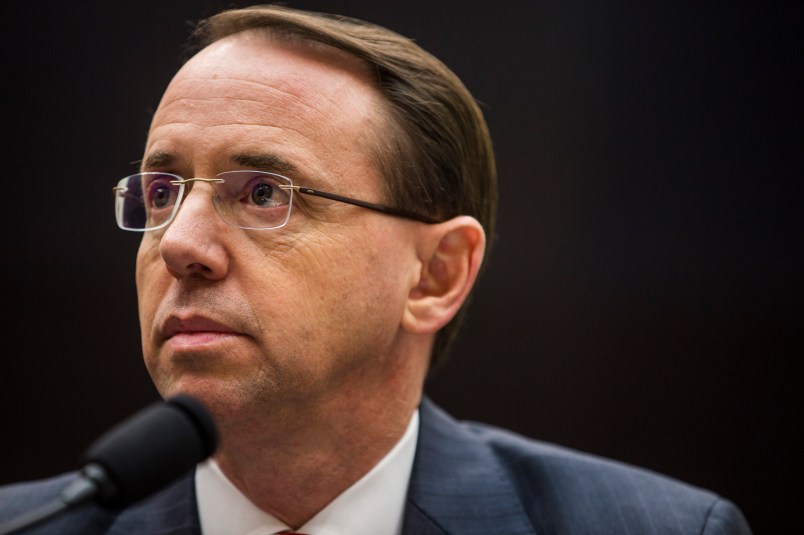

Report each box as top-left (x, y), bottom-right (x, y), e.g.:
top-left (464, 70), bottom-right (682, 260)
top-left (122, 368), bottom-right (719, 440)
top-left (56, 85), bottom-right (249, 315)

top-left (191, 4), bottom-right (497, 372)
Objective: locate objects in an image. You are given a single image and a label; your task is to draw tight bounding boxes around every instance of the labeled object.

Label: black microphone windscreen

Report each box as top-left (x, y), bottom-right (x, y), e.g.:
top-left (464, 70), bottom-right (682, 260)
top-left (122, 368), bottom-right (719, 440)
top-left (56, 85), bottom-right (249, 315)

top-left (80, 394), bottom-right (218, 509)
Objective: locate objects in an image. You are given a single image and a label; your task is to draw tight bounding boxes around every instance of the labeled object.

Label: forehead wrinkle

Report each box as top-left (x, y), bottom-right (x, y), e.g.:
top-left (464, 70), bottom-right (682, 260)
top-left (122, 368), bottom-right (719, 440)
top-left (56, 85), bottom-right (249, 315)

top-left (162, 72), bottom-right (342, 115)
top-left (153, 91), bottom-right (342, 139)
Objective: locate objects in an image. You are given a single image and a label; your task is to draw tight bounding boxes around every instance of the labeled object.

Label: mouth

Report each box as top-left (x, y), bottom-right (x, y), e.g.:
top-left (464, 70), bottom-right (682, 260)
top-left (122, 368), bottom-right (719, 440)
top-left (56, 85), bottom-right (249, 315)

top-left (160, 315), bottom-right (245, 349)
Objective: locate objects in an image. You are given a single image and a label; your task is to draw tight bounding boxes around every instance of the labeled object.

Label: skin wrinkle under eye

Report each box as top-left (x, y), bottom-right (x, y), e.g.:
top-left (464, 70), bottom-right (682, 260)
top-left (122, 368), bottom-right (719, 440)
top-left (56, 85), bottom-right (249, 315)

top-left (175, 174), bottom-right (287, 230)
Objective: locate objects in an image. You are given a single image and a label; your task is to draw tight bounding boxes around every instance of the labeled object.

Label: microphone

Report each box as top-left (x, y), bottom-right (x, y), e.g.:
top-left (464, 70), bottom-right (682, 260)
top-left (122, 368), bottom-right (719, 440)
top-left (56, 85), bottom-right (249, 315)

top-left (0, 394), bottom-right (218, 535)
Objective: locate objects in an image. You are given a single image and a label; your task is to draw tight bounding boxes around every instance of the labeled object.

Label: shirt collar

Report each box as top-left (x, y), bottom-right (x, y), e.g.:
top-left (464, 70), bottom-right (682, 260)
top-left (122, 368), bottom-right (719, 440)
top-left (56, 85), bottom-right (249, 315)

top-left (196, 409), bottom-right (419, 535)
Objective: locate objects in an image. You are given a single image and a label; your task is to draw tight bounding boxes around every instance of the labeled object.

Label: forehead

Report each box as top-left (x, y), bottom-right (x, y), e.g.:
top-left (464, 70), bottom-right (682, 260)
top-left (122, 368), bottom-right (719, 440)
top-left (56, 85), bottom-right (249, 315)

top-left (146, 31), bottom-right (386, 187)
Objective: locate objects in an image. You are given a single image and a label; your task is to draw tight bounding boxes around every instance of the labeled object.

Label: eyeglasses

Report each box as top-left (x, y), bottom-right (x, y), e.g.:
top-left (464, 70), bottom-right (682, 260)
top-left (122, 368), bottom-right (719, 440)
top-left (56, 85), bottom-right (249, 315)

top-left (113, 170), bottom-right (442, 231)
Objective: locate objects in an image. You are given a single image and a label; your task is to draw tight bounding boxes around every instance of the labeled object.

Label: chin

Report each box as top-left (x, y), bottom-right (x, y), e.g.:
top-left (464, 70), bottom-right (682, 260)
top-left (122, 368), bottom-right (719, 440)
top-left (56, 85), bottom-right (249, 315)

top-left (160, 375), bottom-right (270, 424)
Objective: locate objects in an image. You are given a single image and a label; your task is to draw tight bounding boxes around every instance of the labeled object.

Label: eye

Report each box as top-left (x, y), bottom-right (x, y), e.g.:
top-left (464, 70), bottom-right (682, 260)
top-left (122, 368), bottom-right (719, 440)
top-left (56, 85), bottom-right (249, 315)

top-left (224, 171), bottom-right (290, 209)
top-left (144, 176), bottom-right (178, 209)
top-left (250, 182), bottom-right (275, 205)
top-left (151, 184), bottom-right (173, 208)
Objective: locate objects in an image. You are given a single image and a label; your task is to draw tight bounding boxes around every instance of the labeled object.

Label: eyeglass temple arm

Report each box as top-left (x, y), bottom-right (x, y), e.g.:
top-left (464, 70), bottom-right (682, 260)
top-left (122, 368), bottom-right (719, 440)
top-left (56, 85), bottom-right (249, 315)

top-left (282, 186), bottom-right (443, 224)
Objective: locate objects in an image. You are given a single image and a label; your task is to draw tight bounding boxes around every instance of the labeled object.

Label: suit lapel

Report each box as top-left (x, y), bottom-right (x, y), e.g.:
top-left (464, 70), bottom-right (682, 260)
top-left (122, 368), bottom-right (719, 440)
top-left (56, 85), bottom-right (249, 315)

top-left (402, 397), bottom-right (536, 535)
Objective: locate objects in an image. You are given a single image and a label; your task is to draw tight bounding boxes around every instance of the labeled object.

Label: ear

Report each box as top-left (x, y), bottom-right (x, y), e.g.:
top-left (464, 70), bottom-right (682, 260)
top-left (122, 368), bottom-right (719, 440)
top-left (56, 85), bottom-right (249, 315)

top-left (402, 216), bottom-right (486, 335)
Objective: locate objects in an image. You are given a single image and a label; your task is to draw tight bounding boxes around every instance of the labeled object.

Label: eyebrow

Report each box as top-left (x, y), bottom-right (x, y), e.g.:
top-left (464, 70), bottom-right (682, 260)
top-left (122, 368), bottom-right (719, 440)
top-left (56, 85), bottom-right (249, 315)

top-left (141, 150), bottom-right (300, 178)
top-left (142, 150), bottom-right (176, 169)
top-left (231, 152), bottom-right (297, 174)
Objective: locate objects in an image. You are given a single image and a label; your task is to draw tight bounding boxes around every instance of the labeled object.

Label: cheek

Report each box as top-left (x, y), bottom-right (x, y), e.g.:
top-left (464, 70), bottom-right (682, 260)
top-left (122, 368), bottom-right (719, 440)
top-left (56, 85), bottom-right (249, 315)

top-left (273, 230), bottom-right (381, 298)
top-left (270, 228), bottom-right (410, 340)
top-left (135, 238), bottom-right (168, 329)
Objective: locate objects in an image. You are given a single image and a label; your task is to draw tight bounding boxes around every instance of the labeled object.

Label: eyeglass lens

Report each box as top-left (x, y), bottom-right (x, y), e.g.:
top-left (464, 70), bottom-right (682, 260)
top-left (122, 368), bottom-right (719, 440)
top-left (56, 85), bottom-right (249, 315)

top-left (114, 171), bottom-right (294, 231)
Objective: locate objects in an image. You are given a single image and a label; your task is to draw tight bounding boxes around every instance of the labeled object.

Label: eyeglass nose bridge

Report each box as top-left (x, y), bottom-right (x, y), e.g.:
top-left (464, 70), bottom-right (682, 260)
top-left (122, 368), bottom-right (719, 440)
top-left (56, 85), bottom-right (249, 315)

top-left (167, 177), bottom-right (229, 220)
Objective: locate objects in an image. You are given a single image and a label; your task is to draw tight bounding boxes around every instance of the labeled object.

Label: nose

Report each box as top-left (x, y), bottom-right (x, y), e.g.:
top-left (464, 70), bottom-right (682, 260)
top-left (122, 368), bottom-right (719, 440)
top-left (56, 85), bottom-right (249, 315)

top-left (158, 183), bottom-right (230, 280)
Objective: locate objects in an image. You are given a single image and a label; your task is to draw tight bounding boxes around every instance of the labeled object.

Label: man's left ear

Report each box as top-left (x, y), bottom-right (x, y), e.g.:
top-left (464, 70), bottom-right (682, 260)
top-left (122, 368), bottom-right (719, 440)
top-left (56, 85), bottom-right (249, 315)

top-left (403, 216), bottom-right (486, 334)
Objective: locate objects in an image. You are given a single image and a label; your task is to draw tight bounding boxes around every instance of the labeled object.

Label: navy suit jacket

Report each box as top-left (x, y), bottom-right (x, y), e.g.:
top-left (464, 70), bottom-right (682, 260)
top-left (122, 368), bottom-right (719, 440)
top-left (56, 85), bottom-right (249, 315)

top-left (0, 397), bottom-right (752, 534)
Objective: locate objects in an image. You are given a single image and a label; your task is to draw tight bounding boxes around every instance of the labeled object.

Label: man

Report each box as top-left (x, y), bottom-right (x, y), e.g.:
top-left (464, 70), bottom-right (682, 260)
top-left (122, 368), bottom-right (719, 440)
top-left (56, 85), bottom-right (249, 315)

top-left (0, 4), bottom-right (752, 534)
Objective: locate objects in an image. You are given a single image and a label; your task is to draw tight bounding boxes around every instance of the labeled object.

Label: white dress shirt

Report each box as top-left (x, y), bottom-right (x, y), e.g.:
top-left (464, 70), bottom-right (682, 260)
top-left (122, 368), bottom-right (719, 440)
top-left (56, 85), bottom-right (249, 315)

top-left (195, 410), bottom-right (419, 535)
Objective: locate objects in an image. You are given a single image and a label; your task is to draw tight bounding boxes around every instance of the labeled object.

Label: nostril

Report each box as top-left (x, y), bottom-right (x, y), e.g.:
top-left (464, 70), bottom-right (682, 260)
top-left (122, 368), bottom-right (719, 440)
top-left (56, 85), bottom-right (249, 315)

top-left (158, 220), bottom-right (229, 281)
top-left (187, 262), bottom-right (213, 276)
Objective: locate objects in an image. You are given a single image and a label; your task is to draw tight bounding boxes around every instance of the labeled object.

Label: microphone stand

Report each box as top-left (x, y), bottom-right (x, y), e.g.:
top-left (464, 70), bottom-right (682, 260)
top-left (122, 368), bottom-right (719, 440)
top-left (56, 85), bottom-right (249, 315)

top-left (0, 464), bottom-right (105, 535)
top-left (0, 394), bottom-right (217, 535)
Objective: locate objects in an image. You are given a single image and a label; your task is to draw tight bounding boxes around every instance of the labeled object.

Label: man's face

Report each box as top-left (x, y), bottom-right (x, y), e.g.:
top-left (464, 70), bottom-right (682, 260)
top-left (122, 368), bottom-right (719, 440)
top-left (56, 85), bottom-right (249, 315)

top-left (136, 33), bottom-right (423, 425)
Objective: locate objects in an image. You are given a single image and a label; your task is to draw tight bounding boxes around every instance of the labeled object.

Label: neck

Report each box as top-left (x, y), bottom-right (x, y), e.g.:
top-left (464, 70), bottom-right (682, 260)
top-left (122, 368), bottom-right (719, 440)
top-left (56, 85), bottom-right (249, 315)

top-left (212, 347), bottom-right (427, 528)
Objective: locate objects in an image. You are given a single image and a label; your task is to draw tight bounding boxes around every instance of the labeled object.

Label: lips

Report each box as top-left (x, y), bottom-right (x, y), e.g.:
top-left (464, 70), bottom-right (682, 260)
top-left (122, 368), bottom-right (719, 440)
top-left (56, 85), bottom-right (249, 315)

top-left (160, 315), bottom-right (244, 347)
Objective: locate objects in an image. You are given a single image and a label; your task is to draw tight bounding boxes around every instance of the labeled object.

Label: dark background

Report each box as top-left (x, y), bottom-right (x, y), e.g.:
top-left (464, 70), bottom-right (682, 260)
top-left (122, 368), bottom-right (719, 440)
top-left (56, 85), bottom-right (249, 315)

top-left (2, 1), bottom-right (800, 533)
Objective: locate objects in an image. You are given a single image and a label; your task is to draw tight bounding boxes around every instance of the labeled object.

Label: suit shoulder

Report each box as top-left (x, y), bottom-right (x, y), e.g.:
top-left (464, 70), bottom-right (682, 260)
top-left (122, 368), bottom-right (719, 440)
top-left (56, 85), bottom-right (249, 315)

top-left (462, 419), bottom-right (752, 534)
top-left (416, 399), bottom-right (751, 534)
